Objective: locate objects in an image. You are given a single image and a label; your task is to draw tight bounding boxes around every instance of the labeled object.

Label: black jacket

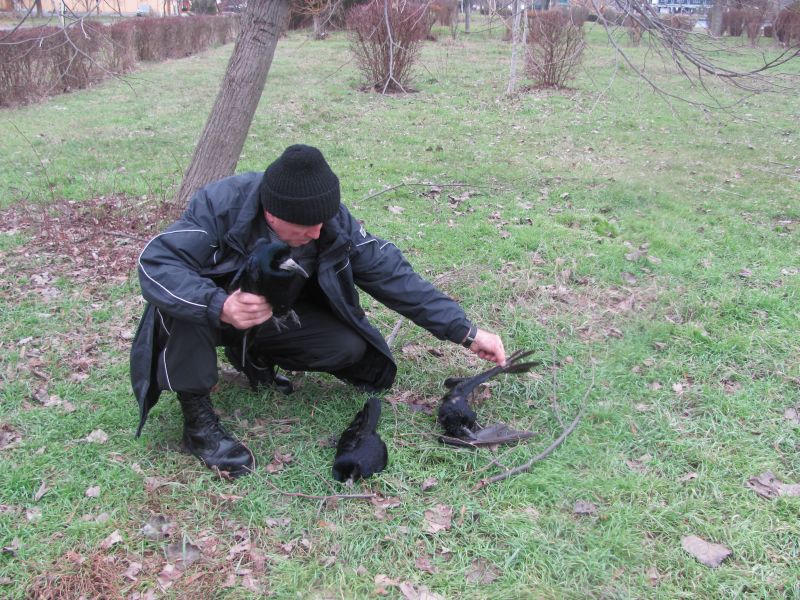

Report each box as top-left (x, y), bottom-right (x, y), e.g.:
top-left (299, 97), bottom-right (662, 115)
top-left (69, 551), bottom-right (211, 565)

top-left (130, 172), bottom-right (473, 435)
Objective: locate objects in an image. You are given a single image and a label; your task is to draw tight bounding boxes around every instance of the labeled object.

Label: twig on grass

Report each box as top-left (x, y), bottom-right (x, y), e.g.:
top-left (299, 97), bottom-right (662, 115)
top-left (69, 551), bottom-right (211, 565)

top-left (471, 361), bottom-right (594, 491)
top-left (108, 231), bottom-right (149, 243)
top-left (359, 181), bottom-right (482, 203)
top-left (386, 318), bottom-right (404, 347)
top-left (550, 341), bottom-right (564, 428)
top-left (260, 474), bottom-right (377, 501)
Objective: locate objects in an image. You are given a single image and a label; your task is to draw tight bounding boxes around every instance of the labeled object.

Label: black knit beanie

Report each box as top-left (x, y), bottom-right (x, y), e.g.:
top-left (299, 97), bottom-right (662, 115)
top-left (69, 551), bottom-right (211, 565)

top-left (260, 144), bottom-right (340, 226)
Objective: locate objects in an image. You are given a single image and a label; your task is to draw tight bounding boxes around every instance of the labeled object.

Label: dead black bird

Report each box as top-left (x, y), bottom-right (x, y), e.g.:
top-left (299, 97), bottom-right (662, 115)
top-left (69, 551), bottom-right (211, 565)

top-left (234, 238), bottom-right (310, 332)
top-left (225, 239), bottom-right (309, 393)
top-left (332, 396), bottom-right (388, 483)
top-left (437, 349), bottom-right (541, 441)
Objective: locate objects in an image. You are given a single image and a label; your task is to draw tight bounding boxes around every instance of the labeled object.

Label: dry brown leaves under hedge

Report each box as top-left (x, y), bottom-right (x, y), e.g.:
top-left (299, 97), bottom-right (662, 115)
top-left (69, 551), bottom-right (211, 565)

top-left (0, 195), bottom-right (175, 301)
top-left (0, 196), bottom-right (176, 384)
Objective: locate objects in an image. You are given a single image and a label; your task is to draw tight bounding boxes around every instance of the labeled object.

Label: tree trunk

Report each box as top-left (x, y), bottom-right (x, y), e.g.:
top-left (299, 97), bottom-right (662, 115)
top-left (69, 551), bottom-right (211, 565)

top-left (175, 0), bottom-right (291, 208)
top-left (312, 13), bottom-right (325, 39)
top-left (465, 0), bottom-right (471, 33)
top-left (709, 1), bottom-right (725, 37)
top-left (506, 0), bottom-right (522, 94)
top-left (35, 0), bottom-right (43, 17)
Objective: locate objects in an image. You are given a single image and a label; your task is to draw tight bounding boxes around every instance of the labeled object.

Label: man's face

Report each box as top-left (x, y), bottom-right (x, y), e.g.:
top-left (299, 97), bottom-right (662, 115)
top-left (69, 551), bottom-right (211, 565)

top-left (265, 211), bottom-right (323, 247)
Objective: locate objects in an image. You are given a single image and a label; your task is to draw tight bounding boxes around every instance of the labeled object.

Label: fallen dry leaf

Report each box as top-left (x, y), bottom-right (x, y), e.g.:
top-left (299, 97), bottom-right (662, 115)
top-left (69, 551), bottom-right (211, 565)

top-left (33, 480), bottom-right (48, 501)
top-left (0, 424), bottom-right (22, 450)
top-left (423, 504), bottom-right (453, 534)
top-left (99, 529), bottom-right (123, 550)
top-left (124, 561), bottom-right (142, 581)
top-left (681, 535), bottom-right (731, 567)
top-left (144, 476), bottom-right (172, 492)
top-left (2, 538), bottom-right (20, 556)
top-left (85, 429), bottom-right (109, 444)
top-left (156, 563), bottom-right (182, 590)
top-left (85, 485), bottom-right (101, 498)
top-left (621, 271), bottom-right (637, 285)
top-left (784, 407), bottom-right (800, 427)
top-left (746, 471), bottom-right (800, 499)
top-left (646, 565), bottom-right (661, 586)
top-left (465, 557), bottom-right (500, 585)
top-left (626, 453), bottom-right (653, 473)
top-left (265, 450), bottom-right (293, 474)
top-left (165, 540), bottom-right (202, 566)
top-left (420, 477), bottom-right (438, 492)
top-left (678, 472), bottom-right (698, 483)
top-left (573, 500), bottom-right (598, 516)
top-left (387, 205), bottom-right (405, 214)
top-left (399, 581), bottom-right (445, 600)
top-left (374, 573), bottom-right (400, 595)
top-left (25, 507), bottom-right (42, 522)
top-left (141, 514), bottom-right (174, 540)
top-left (414, 556), bottom-right (438, 574)
top-left (228, 539), bottom-right (251, 560)
top-left (738, 268), bottom-right (753, 278)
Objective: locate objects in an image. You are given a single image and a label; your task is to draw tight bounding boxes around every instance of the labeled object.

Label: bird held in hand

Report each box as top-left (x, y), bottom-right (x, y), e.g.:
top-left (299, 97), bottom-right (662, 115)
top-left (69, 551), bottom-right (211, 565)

top-left (437, 349), bottom-right (541, 440)
top-left (332, 396), bottom-right (388, 484)
top-left (235, 239), bottom-right (309, 331)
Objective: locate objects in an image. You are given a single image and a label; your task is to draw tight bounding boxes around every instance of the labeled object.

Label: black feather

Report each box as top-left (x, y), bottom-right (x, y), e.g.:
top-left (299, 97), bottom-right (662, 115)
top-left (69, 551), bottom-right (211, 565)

top-left (236, 239), bottom-right (309, 330)
top-left (332, 397), bottom-right (388, 482)
top-left (437, 350), bottom-right (541, 439)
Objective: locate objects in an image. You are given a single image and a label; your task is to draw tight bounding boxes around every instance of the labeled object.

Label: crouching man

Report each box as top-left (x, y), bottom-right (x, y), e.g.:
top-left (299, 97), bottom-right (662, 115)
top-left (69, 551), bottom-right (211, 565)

top-left (130, 144), bottom-right (506, 477)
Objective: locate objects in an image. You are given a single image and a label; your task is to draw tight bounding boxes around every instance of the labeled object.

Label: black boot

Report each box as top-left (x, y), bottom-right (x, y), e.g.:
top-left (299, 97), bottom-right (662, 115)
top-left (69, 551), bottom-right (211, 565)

top-left (224, 345), bottom-right (293, 395)
top-left (177, 393), bottom-right (255, 478)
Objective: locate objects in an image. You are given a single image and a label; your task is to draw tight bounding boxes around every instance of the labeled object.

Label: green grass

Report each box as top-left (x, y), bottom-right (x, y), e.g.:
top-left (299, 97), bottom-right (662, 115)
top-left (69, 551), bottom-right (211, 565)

top-left (1, 19), bottom-right (799, 599)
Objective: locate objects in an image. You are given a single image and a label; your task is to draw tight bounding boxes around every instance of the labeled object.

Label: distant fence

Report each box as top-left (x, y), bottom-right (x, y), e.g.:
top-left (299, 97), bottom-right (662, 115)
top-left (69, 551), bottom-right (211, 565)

top-left (0, 16), bottom-right (238, 107)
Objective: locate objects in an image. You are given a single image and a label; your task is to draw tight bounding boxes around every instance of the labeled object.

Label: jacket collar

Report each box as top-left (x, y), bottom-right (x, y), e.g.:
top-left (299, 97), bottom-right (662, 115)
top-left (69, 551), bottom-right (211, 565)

top-left (222, 173), bottom-right (351, 261)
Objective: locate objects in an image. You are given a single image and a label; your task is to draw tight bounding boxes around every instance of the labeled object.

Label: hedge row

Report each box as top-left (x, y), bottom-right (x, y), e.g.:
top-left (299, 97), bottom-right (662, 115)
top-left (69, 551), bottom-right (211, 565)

top-left (0, 16), bottom-right (238, 107)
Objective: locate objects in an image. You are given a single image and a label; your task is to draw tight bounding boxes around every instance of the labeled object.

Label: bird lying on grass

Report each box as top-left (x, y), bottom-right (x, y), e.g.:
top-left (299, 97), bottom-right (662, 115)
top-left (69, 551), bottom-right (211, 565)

top-left (437, 349), bottom-right (540, 443)
top-left (332, 396), bottom-right (388, 484)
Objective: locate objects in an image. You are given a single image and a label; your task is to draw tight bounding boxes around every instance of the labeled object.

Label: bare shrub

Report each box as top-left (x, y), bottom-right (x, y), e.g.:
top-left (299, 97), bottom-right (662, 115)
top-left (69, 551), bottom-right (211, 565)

top-left (775, 2), bottom-right (800, 47)
top-left (624, 15), bottom-right (644, 46)
top-left (525, 9), bottom-right (586, 89)
top-left (657, 13), bottom-right (694, 44)
top-left (743, 8), bottom-right (764, 46)
top-left (568, 5), bottom-right (589, 27)
top-left (104, 21), bottom-right (138, 73)
top-left (346, 0), bottom-right (429, 93)
top-left (599, 8), bottom-right (625, 26)
top-left (0, 17), bottom-right (237, 107)
top-left (0, 25), bottom-right (100, 106)
top-left (724, 8), bottom-right (747, 37)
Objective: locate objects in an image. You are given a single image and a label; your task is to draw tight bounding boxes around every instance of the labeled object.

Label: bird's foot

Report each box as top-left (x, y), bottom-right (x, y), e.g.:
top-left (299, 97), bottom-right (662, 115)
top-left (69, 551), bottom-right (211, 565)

top-left (270, 311), bottom-right (301, 332)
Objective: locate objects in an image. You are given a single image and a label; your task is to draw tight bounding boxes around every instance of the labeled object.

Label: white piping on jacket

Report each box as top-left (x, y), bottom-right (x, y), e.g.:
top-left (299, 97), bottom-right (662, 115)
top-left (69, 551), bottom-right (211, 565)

top-left (138, 229), bottom-right (210, 308)
top-left (335, 258), bottom-right (350, 275)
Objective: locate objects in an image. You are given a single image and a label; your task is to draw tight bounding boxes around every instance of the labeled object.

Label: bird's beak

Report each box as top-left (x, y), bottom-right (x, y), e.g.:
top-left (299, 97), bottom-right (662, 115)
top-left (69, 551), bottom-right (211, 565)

top-left (279, 258), bottom-right (309, 279)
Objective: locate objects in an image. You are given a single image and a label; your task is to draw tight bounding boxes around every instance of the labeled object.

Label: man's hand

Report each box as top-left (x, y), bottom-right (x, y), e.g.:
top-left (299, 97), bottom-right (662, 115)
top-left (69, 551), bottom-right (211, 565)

top-left (467, 329), bottom-right (506, 366)
top-left (220, 290), bottom-right (273, 330)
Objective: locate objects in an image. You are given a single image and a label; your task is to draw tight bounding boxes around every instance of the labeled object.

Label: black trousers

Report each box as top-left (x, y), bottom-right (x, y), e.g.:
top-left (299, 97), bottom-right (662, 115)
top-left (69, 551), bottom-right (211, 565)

top-left (154, 300), bottom-right (368, 396)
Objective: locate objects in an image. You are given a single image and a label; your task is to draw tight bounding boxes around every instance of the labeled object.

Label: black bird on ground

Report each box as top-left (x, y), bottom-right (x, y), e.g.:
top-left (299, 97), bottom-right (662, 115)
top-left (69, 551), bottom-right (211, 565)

top-left (332, 396), bottom-right (388, 484)
top-left (234, 238), bottom-right (310, 332)
top-left (437, 349), bottom-right (541, 440)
